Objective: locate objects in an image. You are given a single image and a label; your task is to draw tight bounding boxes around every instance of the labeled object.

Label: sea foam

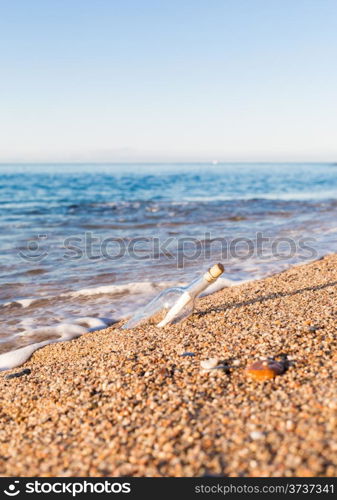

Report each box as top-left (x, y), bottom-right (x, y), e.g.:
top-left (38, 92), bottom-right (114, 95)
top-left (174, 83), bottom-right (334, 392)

top-left (0, 324), bottom-right (87, 371)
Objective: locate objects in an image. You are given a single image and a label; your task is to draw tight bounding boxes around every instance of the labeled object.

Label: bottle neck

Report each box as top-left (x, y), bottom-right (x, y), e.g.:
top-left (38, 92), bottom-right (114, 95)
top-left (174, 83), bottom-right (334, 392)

top-left (186, 276), bottom-right (212, 299)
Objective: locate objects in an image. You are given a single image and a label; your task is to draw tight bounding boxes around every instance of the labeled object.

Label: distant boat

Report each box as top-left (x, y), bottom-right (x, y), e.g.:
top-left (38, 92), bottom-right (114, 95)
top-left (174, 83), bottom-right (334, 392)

top-left (212, 160), bottom-right (219, 165)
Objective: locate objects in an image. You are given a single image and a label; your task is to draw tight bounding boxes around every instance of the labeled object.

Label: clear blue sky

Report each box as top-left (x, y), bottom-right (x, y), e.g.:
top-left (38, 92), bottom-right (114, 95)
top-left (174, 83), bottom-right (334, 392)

top-left (1, 0), bottom-right (336, 162)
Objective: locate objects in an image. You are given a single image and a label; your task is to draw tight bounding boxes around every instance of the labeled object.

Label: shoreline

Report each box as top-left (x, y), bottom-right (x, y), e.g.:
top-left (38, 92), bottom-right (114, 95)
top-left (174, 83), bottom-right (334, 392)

top-left (0, 254), bottom-right (336, 476)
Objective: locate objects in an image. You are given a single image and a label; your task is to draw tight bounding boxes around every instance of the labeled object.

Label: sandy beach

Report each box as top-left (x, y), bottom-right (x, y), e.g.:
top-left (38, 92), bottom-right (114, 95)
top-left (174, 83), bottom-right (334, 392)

top-left (1, 254), bottom-right (336, 477)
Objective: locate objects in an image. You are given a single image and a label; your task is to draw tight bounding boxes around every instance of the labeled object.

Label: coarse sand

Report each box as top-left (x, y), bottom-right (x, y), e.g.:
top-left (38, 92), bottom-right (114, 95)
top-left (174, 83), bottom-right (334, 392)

top-left (1, 255), bottom-right (337, 477)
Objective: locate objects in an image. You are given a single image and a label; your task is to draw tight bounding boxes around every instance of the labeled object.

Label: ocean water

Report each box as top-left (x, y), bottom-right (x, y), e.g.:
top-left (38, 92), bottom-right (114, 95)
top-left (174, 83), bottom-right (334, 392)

top-left (1, 162), bottom-right (337, 369)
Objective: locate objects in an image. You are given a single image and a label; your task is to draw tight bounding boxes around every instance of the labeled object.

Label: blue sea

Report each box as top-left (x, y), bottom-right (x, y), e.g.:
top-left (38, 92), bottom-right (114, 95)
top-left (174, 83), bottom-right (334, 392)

top-left (1, 163), bottom-right (337, 368)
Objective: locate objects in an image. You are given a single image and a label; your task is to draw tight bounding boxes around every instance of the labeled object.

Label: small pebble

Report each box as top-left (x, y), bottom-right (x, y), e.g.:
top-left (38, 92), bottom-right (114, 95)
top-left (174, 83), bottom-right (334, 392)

top-left (286, 420), bottom-right (295, 431)
top-left (246, 359), bottom-right (285, 381)
top-left (200, 357), bottom-right (228, 374)
top-left (308, 324), bottom-right (321, 332)
top-left (5, 368), bottom-right (31, 380)
top-left (250, 431), bottom-right (264, 440)
top-left (180, 352), bottom-right (195, 357)
top-left (200, 358), bottom-right (219, 370)
top-left (328, 399), bottom-right (337, 409)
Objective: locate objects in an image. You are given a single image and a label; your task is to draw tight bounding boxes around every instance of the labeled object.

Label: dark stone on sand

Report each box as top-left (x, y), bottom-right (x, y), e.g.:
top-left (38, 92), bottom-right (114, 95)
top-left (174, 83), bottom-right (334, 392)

top-left (5, 369), bottom-right (31, 380)
top-left (180, 352), bottom-right (196, 357)
top-left (308, 325), bottom-right (322, 332)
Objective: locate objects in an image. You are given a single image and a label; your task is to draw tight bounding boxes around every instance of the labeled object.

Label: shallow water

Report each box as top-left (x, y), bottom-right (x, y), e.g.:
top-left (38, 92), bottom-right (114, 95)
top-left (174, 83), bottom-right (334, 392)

top-left (1, 162), bottom-right (337, 368)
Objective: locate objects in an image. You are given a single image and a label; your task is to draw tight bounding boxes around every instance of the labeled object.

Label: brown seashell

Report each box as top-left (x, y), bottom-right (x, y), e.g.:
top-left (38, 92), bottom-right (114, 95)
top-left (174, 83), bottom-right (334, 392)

top-left (246, 359), bottom-right (285, 381)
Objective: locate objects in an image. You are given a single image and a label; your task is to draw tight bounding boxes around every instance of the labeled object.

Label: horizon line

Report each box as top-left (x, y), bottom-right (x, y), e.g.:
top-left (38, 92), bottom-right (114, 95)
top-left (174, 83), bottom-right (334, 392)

top-left (0, 160), bottom-right (336, 166)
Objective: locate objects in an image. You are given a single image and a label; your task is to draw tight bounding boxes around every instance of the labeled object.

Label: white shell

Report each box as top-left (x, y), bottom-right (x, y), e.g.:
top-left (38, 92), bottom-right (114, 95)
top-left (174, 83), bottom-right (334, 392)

top-left (200, 357), bottom-right (219, 370)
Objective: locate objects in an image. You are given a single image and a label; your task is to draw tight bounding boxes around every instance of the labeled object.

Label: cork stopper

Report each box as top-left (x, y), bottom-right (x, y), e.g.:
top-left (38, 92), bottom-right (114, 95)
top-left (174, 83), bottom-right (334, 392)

top-left (204, 263), bottom-right (224, 282)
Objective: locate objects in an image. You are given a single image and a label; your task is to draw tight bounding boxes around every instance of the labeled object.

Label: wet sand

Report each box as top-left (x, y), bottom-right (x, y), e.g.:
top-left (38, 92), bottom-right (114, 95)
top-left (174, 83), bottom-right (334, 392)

top-left (0, 254), bottom-right (336, 477)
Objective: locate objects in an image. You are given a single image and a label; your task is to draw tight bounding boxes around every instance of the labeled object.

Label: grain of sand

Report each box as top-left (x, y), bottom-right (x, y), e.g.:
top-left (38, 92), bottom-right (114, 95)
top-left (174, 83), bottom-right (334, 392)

top-left (1, 255), bottom-right (337, 477)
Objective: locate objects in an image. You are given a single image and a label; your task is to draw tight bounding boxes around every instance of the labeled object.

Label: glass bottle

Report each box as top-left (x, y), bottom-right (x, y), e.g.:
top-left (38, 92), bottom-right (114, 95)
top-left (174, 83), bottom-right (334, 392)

top-left (122, 263), bottom-right (224, 329)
